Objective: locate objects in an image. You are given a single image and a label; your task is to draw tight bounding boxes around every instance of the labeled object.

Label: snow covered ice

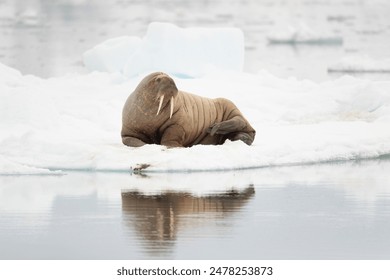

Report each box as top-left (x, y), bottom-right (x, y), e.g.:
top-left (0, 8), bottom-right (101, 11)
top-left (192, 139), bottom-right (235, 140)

top-left (1, 22), bottom-right (390, 175)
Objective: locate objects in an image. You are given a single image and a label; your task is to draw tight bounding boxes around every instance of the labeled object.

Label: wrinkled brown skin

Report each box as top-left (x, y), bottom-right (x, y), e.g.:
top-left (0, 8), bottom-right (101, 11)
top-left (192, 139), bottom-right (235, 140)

top-left (121, 72), bottom-right (256, 148)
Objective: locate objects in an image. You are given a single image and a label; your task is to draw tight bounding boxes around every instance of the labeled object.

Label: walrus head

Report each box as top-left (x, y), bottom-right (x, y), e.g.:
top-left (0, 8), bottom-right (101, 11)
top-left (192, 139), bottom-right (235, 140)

top-left (138, 72), bottom-right (179, 119)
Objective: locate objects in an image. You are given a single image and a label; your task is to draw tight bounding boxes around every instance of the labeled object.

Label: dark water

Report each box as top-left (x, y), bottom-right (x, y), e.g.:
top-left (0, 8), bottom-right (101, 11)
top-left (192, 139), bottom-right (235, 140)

top-left (1, 159), bottom-right (390, 259)
top-left (1, 0), bottom-right (390, 81)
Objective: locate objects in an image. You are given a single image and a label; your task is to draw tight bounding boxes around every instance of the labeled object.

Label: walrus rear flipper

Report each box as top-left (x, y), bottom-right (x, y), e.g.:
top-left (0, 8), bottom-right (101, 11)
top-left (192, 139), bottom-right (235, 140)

top-left (207, 116), bottom-right (248, 136)
top-left (229, 132), bottom-right (255, 146)
top-left (207, 116), bottom-right (255, 145)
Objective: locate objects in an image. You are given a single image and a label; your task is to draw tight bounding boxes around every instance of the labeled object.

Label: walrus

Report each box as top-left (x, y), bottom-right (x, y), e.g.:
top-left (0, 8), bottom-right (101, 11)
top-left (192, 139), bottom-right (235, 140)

top-left (121, 72), bottom-right (255, 148)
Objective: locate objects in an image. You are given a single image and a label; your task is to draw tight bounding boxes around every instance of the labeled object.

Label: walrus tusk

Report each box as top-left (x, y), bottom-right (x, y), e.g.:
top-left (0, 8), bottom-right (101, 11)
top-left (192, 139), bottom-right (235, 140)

top-left (156, 95), bottom-right (164, 116)
top-left (170, 96), bottom-right (174, 119)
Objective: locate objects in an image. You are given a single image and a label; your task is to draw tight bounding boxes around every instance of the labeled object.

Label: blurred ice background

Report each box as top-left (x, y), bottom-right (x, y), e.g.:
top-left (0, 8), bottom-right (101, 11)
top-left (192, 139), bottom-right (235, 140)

top-left (1, 0), bottom-right (390, 81)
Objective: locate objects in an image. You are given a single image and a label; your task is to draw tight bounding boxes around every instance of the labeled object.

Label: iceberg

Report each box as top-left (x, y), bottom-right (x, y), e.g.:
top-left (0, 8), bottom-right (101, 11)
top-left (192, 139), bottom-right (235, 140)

top-left (83, 36), bottom-right (142, 73)
top-left (83, 22), bottom-right (245, 78)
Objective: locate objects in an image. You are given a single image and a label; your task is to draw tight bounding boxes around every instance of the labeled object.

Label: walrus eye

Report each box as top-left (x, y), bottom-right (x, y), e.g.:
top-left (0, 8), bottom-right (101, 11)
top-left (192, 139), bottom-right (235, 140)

top-left (156, 77), bottom-right (161, 83)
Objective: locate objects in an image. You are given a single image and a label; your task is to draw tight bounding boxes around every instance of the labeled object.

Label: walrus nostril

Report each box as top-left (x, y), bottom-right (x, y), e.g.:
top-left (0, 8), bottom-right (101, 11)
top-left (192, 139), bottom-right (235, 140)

top-left (156, 95), bottom-right (164, 116)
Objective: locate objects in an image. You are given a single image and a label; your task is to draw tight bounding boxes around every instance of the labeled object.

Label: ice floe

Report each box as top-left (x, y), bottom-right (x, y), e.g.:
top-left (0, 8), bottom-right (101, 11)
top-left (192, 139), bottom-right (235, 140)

top-left (1, 23), bottom-right (390, 174)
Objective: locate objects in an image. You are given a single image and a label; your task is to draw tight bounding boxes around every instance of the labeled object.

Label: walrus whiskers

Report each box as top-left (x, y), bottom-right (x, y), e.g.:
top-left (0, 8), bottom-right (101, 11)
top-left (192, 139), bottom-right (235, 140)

top-left (170, 96), bottom-right (174, 119)
top-left (156, 95), bottom-right (164, 116)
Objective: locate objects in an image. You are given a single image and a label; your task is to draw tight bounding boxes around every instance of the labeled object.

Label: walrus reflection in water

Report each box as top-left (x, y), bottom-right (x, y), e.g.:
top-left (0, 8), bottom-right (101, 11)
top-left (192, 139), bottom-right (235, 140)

top-left (121, 72), bottom-right (256, 147)
top-left (121, 187), bottom-right (254, 250)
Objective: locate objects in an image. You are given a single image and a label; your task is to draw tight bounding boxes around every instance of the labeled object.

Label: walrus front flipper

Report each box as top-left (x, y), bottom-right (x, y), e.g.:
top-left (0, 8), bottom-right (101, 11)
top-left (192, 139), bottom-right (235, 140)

top-left (160, 125), bottom-right (186, 148)
top-left (122, 136), bottom-right (147, 147)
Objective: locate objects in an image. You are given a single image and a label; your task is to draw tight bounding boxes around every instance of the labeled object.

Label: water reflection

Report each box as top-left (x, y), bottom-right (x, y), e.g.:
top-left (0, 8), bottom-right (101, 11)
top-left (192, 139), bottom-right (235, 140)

top-left (1, 159), bottom-right (390, 259)
top-left (121, 187), bottom-right (255, 256)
